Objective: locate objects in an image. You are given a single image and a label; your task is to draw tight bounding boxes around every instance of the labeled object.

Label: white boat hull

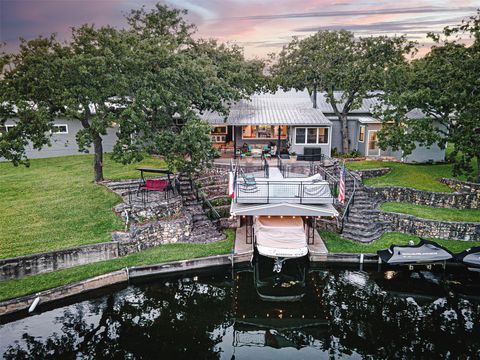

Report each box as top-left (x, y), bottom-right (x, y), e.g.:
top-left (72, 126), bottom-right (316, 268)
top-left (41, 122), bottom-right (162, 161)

top-left (257, 244), bottom-right (308, 259)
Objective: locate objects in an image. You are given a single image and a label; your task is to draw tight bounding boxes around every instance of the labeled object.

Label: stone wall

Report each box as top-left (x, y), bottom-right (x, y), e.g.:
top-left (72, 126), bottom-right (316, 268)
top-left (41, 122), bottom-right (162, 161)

top-left (0, 215), bottom-right (192, 281)
top-left (366, 186), bottom-right (479, 209)
top-left (356, 167), bottom-right (391, 179)
top-left (440, 178), bottom-right (480, 194)
top-left (112, 215), bottom-right (192, 256)
top-left (114, 196), bottom-right (183, 223)
top-left (379, 211), bottom-right (480, 241)
top-left (316, 218), bottom-right (339, 233)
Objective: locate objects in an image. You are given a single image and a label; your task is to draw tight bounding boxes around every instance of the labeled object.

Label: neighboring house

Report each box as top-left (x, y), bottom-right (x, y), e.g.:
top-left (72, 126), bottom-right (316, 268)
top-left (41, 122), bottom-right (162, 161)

top-left (1, 88), bottom-right (445, 163)
top-left (1, 119), bottom-right (118, 159)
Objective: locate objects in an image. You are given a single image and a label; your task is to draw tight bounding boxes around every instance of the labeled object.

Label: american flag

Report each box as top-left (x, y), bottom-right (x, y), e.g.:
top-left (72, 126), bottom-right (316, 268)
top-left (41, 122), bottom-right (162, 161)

top-left (228, 171), bottom-right (235, 198)
top-left (338, 163), bottom-right (346, 204)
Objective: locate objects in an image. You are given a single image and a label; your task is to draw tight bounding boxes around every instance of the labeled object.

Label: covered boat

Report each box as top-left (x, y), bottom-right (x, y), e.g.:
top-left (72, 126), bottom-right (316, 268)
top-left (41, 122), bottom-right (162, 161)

top-left (377, 239), bottom-right (453, 265)
top-left (254, 216), bottom-right (308, 259)
top-left (456, 247), bottom-right (480, 270)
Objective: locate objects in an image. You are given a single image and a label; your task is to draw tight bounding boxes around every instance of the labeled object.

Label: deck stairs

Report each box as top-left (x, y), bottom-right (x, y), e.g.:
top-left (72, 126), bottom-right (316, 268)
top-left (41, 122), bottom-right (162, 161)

top-left (341, 175), bottom-right (392, 243)
top-left (178, 174), bottom-right (225, 244)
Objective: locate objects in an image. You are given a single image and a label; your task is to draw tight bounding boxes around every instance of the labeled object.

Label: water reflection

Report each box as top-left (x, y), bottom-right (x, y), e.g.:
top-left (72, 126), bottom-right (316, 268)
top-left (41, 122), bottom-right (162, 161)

top-left (1, 267), bottom-right (479, 359)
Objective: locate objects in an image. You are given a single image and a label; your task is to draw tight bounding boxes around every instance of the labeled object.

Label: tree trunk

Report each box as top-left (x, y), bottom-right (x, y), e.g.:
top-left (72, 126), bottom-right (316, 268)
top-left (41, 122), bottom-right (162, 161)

top-left (340, 114), bottom-right (349, 153)
top-left (93, 133), bottom-right (104, 182)
top-left (477, 153), bottom-right (480, 184)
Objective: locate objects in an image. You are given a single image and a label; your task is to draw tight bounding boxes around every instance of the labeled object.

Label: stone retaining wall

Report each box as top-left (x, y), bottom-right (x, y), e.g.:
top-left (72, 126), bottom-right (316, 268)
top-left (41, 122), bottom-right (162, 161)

top-left (379, 212), bottom-right (480, 241)
top-left (113, 215), bottom-right (192, 256)
top-left (316, 219), bottom-right (339, 233)
top-left (113, 196), bottom-right (183, 223)
top-left (366, 186), bottom-right (479, 209)
top-left (0, 215), bottom-right (192, 281)
top-left (440, 178), bottom-right (480, 194)
top-left (357, 167), bottom-right (391, 179)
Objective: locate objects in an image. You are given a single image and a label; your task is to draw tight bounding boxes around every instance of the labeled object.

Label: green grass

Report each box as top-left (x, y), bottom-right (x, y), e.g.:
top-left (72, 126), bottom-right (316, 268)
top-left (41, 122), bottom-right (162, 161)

top-left (380, 202), bottom-right (480, 223)
top-left (0, 231), bottom-right (234, 302)
top-left (321, 230), bottom-right (480, 254)
top-left (0, 154), bottom-right (165, 259)
top-left (346, 160), bottom-right (455, 192)
top-left (346, 143), bottom-right (477, 192)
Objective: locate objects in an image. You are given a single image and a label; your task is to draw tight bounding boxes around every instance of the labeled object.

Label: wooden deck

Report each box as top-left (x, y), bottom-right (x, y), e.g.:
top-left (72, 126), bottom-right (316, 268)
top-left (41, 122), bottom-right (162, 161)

top-left (233, 226), bottom-right (254, 264)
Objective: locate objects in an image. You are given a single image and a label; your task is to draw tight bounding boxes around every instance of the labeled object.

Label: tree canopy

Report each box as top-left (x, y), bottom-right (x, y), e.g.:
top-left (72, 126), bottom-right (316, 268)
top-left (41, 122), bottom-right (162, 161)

top-left (377, 12), bottom-right (480, 182)
top-left (0, 3), bottom-right (265, 181)
top-left (271, 30), bottom-right (414, 153)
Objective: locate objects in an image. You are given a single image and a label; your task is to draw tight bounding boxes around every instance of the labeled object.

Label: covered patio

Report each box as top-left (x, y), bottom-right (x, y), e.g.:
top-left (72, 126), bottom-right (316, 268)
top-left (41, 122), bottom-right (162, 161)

top-left (200, 89), bottom-right (333, 159)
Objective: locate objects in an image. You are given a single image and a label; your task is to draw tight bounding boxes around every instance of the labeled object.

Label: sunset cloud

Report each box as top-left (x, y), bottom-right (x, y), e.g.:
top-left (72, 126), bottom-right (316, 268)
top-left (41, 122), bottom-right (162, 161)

top-left (0, 0), bottom-right (477, 58)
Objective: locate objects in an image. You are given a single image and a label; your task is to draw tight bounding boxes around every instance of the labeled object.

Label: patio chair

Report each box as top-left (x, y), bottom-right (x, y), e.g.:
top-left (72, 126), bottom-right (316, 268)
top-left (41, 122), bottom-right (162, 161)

top-left (240, 168), bottom-right (256, 183)
top-left (139, 179), bottom-right (170, 204)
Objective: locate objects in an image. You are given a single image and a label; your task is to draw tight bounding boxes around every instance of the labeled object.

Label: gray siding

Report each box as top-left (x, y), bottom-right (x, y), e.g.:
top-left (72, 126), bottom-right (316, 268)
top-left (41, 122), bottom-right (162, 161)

top-left (3, 119), bottom-right (118, 159)
top-left (288, 126), bottom-right (331, 157)
top-left (403, 143), bottom-right (445, 163)
top-left (327, 118), bottom-right (359, 153)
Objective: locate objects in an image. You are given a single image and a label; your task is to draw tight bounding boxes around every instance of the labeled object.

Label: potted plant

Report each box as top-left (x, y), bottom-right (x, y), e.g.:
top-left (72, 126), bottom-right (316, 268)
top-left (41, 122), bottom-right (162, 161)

top-left (290, 151), bottom-right (297, 162)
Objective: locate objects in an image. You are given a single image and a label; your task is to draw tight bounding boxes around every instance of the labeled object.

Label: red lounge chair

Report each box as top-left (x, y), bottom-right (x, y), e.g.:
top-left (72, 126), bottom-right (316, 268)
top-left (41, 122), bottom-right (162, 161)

top-left (139, 179), bottom-right (170, 203)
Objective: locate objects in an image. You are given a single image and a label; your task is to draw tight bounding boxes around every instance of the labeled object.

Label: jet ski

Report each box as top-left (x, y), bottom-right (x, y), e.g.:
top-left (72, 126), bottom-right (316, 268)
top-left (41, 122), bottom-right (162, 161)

top-left (377, 239), bottom-right (453, 266)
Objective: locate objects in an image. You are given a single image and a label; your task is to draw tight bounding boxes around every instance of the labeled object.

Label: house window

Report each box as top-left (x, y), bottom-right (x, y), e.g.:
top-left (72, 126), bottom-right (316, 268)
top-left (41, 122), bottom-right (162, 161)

top-left (318, 128), bottom-right (328, 143)
top-left (242, 125), bottom-right (287, 139)
top-left (358, 125), bottom-right (365, 142)
top-left (52, 124), bottom-right (68, 134)
top-left (295, 128), bottom-right (306, 144)
top-left (295, 127), bottom-right (329, 145)
top-left (211, 126), bottom-right (227, 135)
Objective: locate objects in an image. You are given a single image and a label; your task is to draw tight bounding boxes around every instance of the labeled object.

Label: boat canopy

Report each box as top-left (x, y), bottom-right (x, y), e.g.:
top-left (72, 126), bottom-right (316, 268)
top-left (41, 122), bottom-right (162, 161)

top-left (230, 202), bottom-right (338, 217)
top-left (255, 216), bottom-right (308, 258)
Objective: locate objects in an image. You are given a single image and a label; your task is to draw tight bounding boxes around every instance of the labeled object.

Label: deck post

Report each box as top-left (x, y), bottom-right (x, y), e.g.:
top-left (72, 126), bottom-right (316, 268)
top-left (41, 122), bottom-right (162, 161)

top-left (233, 126), bottom-right (237, 159)
top-left (277, 126), bottom-right (281, 155)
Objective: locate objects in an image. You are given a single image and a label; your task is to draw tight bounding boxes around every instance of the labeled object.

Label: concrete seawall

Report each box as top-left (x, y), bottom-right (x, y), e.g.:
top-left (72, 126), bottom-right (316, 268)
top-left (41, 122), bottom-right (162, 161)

top-left (0, 255), bottom-right (232, 317)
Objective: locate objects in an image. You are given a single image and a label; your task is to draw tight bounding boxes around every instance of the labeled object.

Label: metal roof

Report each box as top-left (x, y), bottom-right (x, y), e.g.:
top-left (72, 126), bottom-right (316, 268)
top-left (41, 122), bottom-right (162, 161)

top-left (355, 116), bottom-right (381, 124)
top-left (199, 89), bottom-right (332, 126)
top-left (315, 91), bottom-right (382, 114)
top-left (230, 202), bottom-right (339, 217)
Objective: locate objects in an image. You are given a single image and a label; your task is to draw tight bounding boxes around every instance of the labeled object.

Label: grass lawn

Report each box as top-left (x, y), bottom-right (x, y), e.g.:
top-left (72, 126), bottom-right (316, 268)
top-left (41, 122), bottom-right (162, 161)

top-left (346, 160), bottom-right (455, 192)
top-left (0, 230), bottom-right (234, 302)
top-left (0, 154), bottom-right (165, 259)
top-left (346, 144), bottom-right (478, 193)
top-left (321, 230), bottom-right (480, 254)
top-left (380, 202), bottom-right (480, 223)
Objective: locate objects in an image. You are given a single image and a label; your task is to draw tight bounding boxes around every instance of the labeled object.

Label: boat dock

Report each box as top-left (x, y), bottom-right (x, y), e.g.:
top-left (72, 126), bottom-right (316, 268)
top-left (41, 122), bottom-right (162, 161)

top-left (233, 226), bottom-right (329, 264)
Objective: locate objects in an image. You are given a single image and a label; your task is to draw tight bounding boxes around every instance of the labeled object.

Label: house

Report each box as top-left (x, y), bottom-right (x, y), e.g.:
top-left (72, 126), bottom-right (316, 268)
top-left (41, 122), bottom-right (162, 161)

top-left (200, 89), bottom-right (446, 163)
top-left (317, 91), bottom-right (445, 162)
top-left (1, 88), bottom-right (445, 163)
top-left (1, 119), bottom-right (118, 159)
top-left (201, 89), bottom-right (332, 159)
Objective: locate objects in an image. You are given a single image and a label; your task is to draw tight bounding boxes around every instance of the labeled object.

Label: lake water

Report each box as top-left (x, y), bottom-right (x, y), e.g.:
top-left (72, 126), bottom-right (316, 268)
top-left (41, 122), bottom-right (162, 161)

top-left (1, 264), bottom-right (479, 359)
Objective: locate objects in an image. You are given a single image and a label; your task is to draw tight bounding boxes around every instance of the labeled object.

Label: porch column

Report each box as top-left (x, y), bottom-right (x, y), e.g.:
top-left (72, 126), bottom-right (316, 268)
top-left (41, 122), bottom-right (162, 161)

top-left (277, 125), bottom-right (281, 156)
top-left (233, 126), bottom-right (237, 159)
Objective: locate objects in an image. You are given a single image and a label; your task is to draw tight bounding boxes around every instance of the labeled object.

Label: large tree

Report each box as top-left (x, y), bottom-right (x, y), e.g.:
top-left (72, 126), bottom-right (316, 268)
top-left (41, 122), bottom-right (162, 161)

top-left (271, 30), bottom-right (414, 153)
top-left (0, 4), bottom-right (265, 181)
top-left (377, 12), bottom-right (480, 182)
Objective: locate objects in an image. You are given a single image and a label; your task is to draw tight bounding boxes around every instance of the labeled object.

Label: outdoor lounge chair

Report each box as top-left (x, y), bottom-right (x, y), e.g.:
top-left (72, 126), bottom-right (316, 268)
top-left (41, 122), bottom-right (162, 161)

top-left (239, 168), bottom-right (259, 192)
top-left (138, 179), bottom-right (170, 204)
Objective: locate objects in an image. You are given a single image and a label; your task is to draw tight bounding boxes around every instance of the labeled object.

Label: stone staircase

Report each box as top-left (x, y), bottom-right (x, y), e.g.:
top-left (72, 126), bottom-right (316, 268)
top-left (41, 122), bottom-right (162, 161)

top-left (177, 174), bottom-right (226, 244)
top-left (341, 174), bottom-right (392, 243)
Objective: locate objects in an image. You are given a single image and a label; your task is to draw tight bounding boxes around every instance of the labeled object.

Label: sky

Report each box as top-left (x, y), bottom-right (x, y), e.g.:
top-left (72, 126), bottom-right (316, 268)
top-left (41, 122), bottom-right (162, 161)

top-left (1, 0), bottom-right (478, 58)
